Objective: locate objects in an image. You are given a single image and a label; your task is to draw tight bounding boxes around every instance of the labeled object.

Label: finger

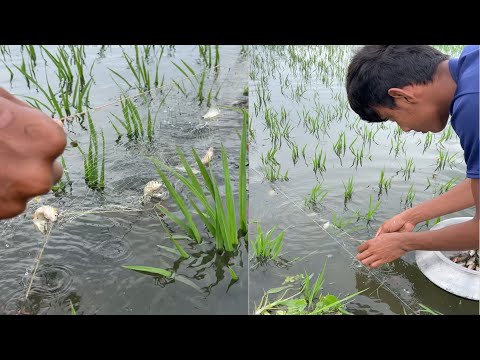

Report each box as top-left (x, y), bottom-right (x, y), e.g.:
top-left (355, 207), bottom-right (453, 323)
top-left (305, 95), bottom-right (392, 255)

top-left (360, 255), bottom-right (377, 266)
top-left (375, 226), bottom-right (383, 237)
top-left (53, 118), bottom-right (64, 129)
top-left (357, 241), bottom-right (369, 253)
top-left (52, 159), bottom-right (63, 185)
top-left (370, 260), bottom-right (384, 268)
top-left (357, 249), bottom-right (371, 261)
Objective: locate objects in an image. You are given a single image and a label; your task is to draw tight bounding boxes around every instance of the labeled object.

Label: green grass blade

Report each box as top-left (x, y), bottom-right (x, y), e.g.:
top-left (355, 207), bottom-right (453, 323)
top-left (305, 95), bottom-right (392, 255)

top-left (123, 265), bottom-right (173, 278)
top-left (221, 144), bottom-right (237, 246)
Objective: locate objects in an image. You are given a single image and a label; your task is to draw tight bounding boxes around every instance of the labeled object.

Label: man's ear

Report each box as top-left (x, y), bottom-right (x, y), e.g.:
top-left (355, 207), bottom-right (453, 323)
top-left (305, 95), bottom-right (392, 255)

top-left (388, 88), bottom-right (416, 104)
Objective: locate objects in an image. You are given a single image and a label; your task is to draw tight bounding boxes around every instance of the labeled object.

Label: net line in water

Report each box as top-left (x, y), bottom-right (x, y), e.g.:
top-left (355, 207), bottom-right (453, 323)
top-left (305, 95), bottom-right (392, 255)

top-left (250, 148), bottom-right (416, 314)
top-left (58, 64), bottom-right (224, 123)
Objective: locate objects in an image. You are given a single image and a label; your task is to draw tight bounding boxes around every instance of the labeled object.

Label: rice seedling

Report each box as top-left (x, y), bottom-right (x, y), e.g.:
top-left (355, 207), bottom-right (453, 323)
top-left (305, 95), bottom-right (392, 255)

top-left (153, 208), bottom-right (190, 259)
top-left (424, 176), bottom-right (432, 191)
top-left (333, 131), bottom-right (346, 162)
top-left (436, 176), bottom-right (460, 195)
top-left (402, 158), bottom-right (416, 180)
top-left (291, 142), bottom-right (299, 165)
top-left (416, 303), bottom-right (443, 315)
top-left (332, 212), bottom-right (352, 230)
top-left (343, 176), bottom-right (354, 203)
top-left (261, 146), bottom-right (280, 167)
top-left (402, 185), bottom-right (415, 208)
top-left (349, 142), bottom-right (365, 168)
top-left (69, 299), bottom-right (77, 315)
top-left (304, 183), bottom-right (328, 208)
top-left (77, 113), bottom-right (105, 190)
top-left (438, 124), bottom-right (454, 145)
top-left (250, 223), bottom-right (285, 261)
top-left (312, 145), bottom-right (326, 175)
top-left (40, 46), bottom-right (77, 93)
top-left (0, 45), bottom-right (10, 60)
top-left (263, 163), bottom-right (289, 182)
top-left (172, 59), bottom-right (211, 103)
top-left (378, 168), bottom-right (392, 194)
top-left (364, 195), bottom-right (381, 222)
top-left (151, 114), bottom-right (248, 251)
top-left (423, 131), bottom-right (434, 153)
top-left (390, 136), bottom-right (406, 158)
top-left (1, 59), bottom-right (14, 84)
top-left (123, 265), bottom-right (173, 278)
top-left (228, 266), bottom-right (238, 281)
top-left (435, 149), bottom-right (459, 171)
top-left (301, 144), bottom-right (307, 162)
top-left (255, 267), bottom-right (367, 315)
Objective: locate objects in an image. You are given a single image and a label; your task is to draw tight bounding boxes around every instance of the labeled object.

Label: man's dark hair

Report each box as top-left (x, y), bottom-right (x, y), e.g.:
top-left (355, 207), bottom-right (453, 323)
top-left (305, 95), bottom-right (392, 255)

top-left (346, 45), bottom-right (450, 122)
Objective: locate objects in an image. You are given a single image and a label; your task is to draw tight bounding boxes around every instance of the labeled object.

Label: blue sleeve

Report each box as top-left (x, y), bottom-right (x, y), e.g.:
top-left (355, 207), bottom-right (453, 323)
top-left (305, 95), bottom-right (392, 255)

top-left (451, 92), bottom-right (479, 179)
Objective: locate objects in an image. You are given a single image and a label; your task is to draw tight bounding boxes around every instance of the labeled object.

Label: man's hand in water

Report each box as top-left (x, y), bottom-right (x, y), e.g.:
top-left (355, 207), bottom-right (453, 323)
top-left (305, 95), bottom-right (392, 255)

top-left (0, 91), bottom-right (66, 219)
top-left (356, 232), bottom-right (409, 268)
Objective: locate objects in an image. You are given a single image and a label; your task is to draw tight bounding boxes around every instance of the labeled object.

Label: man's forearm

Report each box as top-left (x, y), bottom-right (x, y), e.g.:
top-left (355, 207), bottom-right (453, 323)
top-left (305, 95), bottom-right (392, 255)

top-left (406, 178), bottom-right (475, 224)
top-left (403, 218), bottom-right (479, 251)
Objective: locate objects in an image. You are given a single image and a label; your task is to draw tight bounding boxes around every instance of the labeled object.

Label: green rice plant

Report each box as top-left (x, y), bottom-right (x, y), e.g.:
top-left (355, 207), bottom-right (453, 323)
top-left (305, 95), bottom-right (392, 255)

top-left (77, 113), bottom-right (105, 190)
top-left (214, 45), bottom-right (220, 69)
top-left (1, 60), bottom-right (14, 84)
top-left (423, 131), bottom-right (433, 153)
top-left (403, 185), bottom-right (415, 208)
top-left (40, 46), bottom-right (74, 87)
top-left (228, 266), bottom-right (238, 281)
top-left (291, 142), bottom-right (299, 165)
top-left (301, 144), bottom-right (307, 162)
top-left (123, 265), bottom-right (173, 278)
top-left (69, 299), bottom-right (77, 315)
top-left (255, 267), bottom-right (367, 315)
top-left (364, 195), bottom-right (381, 222)
top-left (250, 223), bottom-right (285, 261)
top-left (312, 145), bottom-right (326, 175)
top-left (402, 158), bottom-right (416, 180)
top-left (238, 108), bottom-right (248, 234)
top-left (71, 45), bottom-right (86, 89)
top-left (417, 304), bottom-right (443, 315)
top-left (333, 131), bottom-right (346, 163)
top-left (151, 114), bottom-right (248, 251)
top-left (261, 146), bottom-right (279, 167)
top-left (390, 136), bottom-right (406, 158)
top-left (0, 45), bottom-right (10, 60)
top-left (435, 149), bottom-right (459, 171)
top-left (438, 124), bottom-right (454, 145)
top-left (349, 137), bottom-right (365, 168)
top-left (343, 176), bottom-right (354, 203)
top-left (304, 183), bottom-right (328, 208)
top-left (436, 176), bottom-right (460, 195)
top-left (172, 59), bottom-right (209, 103)
top-left (14, 65), bottom-right (64, 117)
top-left (110, 95), bottom-right (164, 141)
top-left (332, 212), bottom-right (352, 230)
top-left (378, 168), bottom-right (392, 194)
top-left (154, 209), bottom-right (190, 259)
top-left (263, 163), bottom-right (289, 182)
